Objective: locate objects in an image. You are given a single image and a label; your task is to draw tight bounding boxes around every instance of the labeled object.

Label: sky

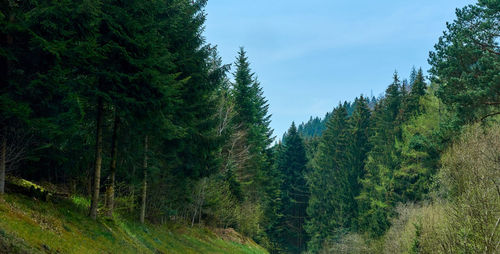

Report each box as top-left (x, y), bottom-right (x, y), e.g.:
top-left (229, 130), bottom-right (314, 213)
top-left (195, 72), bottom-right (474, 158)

top-left (203, 0), bottom-right (475, 138)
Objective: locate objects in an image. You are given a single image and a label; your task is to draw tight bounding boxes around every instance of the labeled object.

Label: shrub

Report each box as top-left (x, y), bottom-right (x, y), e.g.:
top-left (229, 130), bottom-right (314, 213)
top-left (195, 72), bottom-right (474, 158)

top-left (437, 123), bottom-right (500, 253)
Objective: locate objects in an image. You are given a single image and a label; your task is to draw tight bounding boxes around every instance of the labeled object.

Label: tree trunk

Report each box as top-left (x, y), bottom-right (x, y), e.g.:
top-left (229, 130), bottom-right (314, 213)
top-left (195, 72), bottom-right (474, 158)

top-left (106, 112), bottom-right (119, 217)
top-left (89, 98), bottom-right (104, 220)
top-left (129, 165), bottom-right (135, 213)
top-left (87, 167), bottom-right (92, 198)
top-left (0, 134), bottom-right (6, 195)
top-left (191, 207), bottom-right (197, 227)
top-left (70, 179), bottom-right (76, 195)
top-left (140, 135), bottom-right (148, 224)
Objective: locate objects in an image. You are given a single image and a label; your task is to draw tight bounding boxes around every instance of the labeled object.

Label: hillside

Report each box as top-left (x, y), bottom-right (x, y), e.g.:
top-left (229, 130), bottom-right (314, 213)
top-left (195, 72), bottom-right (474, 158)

top-left (0, 189), bottom-right (267, 254)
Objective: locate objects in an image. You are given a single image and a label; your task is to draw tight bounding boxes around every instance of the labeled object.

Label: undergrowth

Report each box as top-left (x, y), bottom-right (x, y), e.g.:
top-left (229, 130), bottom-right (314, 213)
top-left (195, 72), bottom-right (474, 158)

top-left (0, 193), bottom-right (267, 254)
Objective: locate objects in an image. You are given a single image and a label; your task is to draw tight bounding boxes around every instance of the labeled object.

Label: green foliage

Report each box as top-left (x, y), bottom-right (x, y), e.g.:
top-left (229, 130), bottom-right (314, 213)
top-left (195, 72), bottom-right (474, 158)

top-left (429, 1), bottom-right (500, 123)
top-left (0, 193), bottom-right (268, 254)
top-left (382, 124), bottom-right (500, 254)
top-left (346, 96), bottom-right (372, 226)
top-left (382, 202), bottom-right (448, 254)
top-left (297, 97), bottom-right (377, 139)
top-left (437, 123), bottom-right (500, 253)
top-left (403, 68), bottom-right (427, 118)
top-left (306, 105), bottom-right (350, 251)
top-left (2, 0), bottom-right (499, 252)
top-left (232, 48), bottom-right (274, 190)
top-left (410, 220), bottom-right (422, 254)
top-left (236, 201), bottom-right (266, 242)
top-left (271, 123), bottom-right (309, 253)
top-left (297, 116), bottom-right (328, 138)
top-left (394, 87), bottom-right (441, 202)
top-left (357, 73), bottom-right (404, 237)
top-left (229, 48), bottom-right (275, 244)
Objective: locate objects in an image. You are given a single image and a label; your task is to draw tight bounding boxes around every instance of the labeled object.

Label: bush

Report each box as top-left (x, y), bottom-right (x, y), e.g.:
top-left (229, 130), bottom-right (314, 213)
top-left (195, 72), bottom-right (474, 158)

top-left (383, 202), bottom-right (448, 254)
top-left (201, 176), bottom-right (238, 228)
top-left (236, 200), bottom-right (265, 240)
top-left (382, 124), bottom-right (500, 254)
top-left (317, 233), bottom-right (373, 254)
top-left (437, 123), bottom-right (500, 253)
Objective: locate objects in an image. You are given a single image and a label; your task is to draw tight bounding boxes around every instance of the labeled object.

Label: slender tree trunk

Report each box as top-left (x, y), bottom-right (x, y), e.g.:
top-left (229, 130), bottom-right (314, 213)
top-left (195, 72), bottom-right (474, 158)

top-left (70, 179), bottom-right (76, 195)
top-left (87, 167), bottom-right (92, 198)
top-left (140, 135), bottom-right (148, 224)
top-left (89, 98), bottom-right (104, 220)
top-left (106, 112), bottom-right (119, 217)
top-left (191, 207), bottom-right (197, 227)
top-left (0, 134), bottom-right (6, 195)
top-left (129, 165), bottom-right (135, 213)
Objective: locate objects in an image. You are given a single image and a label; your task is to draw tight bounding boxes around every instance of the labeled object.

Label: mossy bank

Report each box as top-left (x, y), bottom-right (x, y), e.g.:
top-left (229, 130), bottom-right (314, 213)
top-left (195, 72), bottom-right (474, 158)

top-left (0, 193), bottom-right (267, 254)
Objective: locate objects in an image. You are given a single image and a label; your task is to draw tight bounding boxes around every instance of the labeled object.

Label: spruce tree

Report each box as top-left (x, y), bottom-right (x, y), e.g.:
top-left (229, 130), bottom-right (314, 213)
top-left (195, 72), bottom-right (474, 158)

top-left (274, 123), bottom-right (309, 253)
top-left (232, 48), bottom-right (274, 197)
top-left (404, 68), bottom-right (427, 117)
top-left (346, 96), bottom-right (372, 228)
top-left (0, 0), bottom-right (33, 194)
top-left (357, 73), bottom-right (403, 236)
top-left (265, 142), bottom-right (285, 253)
top-left (306, 105), bottom-right (350, 251)
top-left (394, 86), bottom-right (441, 202)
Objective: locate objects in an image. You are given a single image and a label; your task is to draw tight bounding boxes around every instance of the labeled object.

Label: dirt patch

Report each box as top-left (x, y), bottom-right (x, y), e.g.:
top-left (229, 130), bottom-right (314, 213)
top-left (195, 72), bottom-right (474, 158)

top-left (214, 228), bottom-right (247, 244)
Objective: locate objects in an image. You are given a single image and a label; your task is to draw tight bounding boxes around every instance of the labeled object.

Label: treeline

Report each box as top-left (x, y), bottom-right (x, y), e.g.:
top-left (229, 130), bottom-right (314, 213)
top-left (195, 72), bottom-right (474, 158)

top-left (0, 0), bottom-right (278, 246)
top-left (269, 68), bottom-right (428, 253)
top-left (1, 0), bottom-right (499, 253)
top-left (265, 1), bottom-right (500, 253)
top-left (297, 96), bottom-right (377, 139)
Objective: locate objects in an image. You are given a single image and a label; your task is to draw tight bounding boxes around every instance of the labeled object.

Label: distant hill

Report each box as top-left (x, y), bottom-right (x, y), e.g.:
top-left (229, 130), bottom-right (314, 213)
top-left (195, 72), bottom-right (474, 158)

top-left (296, 96), bottom-right (377, 139)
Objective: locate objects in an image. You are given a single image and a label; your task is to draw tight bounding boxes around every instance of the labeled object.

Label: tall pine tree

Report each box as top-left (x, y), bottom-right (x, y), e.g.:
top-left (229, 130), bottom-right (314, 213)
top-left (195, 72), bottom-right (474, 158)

top-left (345, 96), bottom-right (372, 229)
top-left (306, 104), bottom-right (350, 251)
top-left (357, 73), bottom-right (403, 236)
top-left (274, 123), bottom-right (309, 253)
top-left (232, 48), bottom-right (274, 198)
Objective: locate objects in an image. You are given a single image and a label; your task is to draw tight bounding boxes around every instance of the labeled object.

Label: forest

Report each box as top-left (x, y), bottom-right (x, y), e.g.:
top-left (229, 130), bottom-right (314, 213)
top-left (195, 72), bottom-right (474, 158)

top-left (0, 0), bottom-right (499, 253)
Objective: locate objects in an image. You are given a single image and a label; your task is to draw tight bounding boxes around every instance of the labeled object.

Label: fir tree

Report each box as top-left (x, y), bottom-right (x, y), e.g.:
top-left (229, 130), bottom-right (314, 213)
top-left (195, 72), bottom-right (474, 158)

top-left (232, 48), bottom-right (274, 198)
top-left (274, 123), bottom-right (309, 253)
top-left (357, 73), bottom-right (404, 236)
top-left (306, 105), bottom-right (350, 251)
top-left (404, 68), bottom-right (427, 118)
top-left (345, 96), bottom-right (372, 228)
top-left (394, 86), bottom-right (441, 202)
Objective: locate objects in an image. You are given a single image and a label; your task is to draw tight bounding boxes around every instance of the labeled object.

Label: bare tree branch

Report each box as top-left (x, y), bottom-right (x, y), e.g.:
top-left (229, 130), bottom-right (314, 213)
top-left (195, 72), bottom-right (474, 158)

top-left (0, 126), bottom-right (33, 172)
top-left (480, 112), bottom-right (500, 121)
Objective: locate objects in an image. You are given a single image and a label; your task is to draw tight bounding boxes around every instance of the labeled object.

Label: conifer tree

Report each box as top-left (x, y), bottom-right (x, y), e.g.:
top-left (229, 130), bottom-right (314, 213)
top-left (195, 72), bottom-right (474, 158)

top-left (345, 96), bottom-right (372, 227)
top-left (0, 0), bottom-right (33, 194)
top-left (394, 86), bottom-right (441, 202)
top-left (274, 123), bottom-right (309, 253)
top-left (170, 0), bottom-right (223, 181)
top-left (232, 48), bottom-right (274, 197)
top-left (265, 142), bottom-right (285, 253)
top-left (357, 73), bottom-right (403, 236)
top-left (306, 105), bottom-right (349, 251)
top-left (429, 1), bottom-right (500, 123)
top-left (404, 68), bottom-right (427, 118)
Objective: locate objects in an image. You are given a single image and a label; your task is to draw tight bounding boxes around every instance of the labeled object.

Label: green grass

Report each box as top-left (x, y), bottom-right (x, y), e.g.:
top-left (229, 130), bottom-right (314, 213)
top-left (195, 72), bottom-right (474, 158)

top-left (0, 193), bottom-right (268, 254)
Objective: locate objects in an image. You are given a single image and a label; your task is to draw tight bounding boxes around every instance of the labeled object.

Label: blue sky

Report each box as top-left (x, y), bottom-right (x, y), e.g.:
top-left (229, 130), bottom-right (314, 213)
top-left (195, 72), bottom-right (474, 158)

top-left (203, 0), bottom-right (475, 138)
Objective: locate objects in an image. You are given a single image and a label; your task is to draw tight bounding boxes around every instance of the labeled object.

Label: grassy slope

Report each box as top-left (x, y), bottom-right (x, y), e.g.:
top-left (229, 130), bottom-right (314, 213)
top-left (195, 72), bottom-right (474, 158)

top-left (0, 193), bottom-right (267, 254)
